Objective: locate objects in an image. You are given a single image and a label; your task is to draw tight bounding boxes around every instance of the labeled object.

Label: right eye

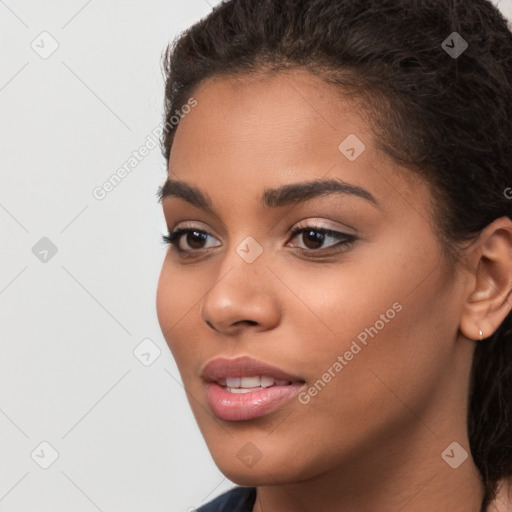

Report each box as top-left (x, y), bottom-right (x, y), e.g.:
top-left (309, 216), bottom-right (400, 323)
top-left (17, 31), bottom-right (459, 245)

top-left (162, 227), bottom-right (221, 254)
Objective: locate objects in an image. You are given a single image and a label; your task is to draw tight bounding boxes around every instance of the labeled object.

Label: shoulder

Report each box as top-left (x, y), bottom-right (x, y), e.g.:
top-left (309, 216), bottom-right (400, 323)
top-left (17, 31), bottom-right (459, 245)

top-left (195, 486), bottom-right (257, 512)
top-left (488, 475), bottom-right (512, 512)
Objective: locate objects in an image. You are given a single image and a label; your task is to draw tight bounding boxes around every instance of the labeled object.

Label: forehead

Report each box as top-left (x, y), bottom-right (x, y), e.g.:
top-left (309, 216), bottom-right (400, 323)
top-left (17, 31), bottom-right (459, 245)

top-left (172, 69), bottom-right (367, 162)
top-left (167, 69), bottom-right (428, 215)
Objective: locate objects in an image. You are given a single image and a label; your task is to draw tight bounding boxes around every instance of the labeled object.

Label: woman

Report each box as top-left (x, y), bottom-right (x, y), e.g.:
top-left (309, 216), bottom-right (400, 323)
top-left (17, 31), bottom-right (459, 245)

top-left (156, 0), bottom-right (512, 510)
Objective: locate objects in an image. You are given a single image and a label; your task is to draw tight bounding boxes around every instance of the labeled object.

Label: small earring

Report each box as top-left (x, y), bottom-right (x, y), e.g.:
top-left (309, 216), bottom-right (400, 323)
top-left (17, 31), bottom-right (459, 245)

top-left (479, 328), bottom-right (483, 341)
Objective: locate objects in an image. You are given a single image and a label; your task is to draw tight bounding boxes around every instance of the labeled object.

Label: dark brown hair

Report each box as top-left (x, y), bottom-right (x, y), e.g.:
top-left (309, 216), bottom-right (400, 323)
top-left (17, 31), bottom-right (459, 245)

top-left (160, 0), bottom-right (512, 506)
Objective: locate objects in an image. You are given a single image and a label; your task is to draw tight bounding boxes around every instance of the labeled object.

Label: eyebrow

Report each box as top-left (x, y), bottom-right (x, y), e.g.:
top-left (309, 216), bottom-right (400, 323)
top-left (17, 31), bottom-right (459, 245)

top-left (157, 176), bottom-right (379, 211)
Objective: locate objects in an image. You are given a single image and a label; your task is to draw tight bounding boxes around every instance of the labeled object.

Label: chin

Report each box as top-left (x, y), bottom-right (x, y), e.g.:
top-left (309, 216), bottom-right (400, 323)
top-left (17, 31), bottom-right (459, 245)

top-left (209, 444), bottom-right (318, 487)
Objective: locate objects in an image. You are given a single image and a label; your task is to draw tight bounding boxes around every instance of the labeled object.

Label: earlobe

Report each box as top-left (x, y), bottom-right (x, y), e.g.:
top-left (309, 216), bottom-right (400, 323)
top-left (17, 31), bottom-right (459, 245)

top-left (459, 216), bottom-right (512, 342)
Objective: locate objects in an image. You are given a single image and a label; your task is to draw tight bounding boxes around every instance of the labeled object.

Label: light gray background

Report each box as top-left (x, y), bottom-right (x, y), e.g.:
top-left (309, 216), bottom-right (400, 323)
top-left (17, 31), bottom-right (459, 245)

top-left (1, 1), bottom-right (511, 511)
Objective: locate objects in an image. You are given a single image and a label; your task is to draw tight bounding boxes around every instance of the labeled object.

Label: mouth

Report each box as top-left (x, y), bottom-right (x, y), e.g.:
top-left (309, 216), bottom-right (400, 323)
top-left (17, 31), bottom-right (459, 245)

top-left (200, 356), bottom-right (306, 421)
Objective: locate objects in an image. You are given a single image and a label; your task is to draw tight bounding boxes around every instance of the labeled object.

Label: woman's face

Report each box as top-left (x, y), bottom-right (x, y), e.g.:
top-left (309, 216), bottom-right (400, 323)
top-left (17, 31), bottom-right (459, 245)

top-left (156, 70), bottom-right (471, 486)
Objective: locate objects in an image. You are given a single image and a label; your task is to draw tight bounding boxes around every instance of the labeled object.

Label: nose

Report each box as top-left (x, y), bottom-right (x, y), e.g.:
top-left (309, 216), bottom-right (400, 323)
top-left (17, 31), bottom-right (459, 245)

top-left (200, 248), bottom-right (281, 335)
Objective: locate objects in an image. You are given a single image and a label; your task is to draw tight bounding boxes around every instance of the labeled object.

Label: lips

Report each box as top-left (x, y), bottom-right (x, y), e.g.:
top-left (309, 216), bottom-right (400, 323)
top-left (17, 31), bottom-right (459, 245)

top-left (200, 355), bottom-right (305, 384)
top-left (201, 356), bottom-right (306, 421)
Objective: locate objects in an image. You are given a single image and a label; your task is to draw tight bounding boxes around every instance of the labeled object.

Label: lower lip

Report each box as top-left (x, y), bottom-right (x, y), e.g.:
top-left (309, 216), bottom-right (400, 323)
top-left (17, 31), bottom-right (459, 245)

top-left (205, 381), bottom-right (305, 421)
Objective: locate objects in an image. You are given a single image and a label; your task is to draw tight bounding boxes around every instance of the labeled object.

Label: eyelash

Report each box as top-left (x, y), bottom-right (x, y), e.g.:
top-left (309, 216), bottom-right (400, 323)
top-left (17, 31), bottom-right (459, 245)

top-left (161, 223), bottom-right (357, 257)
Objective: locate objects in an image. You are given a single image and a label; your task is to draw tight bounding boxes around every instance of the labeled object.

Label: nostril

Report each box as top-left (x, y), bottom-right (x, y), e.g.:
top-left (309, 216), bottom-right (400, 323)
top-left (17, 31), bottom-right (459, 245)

top-left (235, 320), bottom-right (258, 327)
top-left (204, 319), bottom-right (260, 332)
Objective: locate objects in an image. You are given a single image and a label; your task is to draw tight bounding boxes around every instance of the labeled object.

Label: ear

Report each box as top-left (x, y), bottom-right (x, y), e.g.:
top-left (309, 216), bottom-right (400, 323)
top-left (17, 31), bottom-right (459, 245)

top-left (459, 216), bottom-right (512, 341)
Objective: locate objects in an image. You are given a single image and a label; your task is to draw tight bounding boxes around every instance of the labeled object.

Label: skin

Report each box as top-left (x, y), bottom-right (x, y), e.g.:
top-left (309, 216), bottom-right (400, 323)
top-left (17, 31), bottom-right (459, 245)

top-left (156, 69), bottom-right (512, 512)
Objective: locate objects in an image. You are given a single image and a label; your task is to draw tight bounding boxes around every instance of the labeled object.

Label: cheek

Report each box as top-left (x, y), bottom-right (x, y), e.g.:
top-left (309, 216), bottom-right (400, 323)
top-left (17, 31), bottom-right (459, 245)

top-left (156, 260), bottom-right (216, 386)
top-left (156, 261), bottom-right (195, 359)
top-left (271, 244), bottom-right (454, 432)
top-left (155, 262), bottom-right (175, 340)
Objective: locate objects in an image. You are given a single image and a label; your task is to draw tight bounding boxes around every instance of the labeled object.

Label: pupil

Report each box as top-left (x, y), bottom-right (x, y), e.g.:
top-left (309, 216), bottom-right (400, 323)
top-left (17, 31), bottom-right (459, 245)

top-left (303, 230), bottom-right (324, 249)
top-left (187, 231), bottom-right (206, 249)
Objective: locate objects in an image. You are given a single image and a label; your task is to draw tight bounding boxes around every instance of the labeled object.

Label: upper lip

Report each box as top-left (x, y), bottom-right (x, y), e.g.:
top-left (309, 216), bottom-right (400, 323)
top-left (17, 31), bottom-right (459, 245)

top-left (200, 356), bottom-right (305, 383)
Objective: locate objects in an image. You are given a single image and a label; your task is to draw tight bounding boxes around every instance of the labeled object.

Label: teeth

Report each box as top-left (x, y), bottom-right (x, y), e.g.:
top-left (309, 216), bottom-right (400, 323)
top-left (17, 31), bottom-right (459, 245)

top-left (226, 376), bottom-right (261, 388)
top-left (227, 387), bottom-right (259, 394)
top-left (240, 376), bottom-right (260, 388)
top-left (226, 377), bottom-right (241, 388)
top-left (219, 375), bottom-right (293, 390)
top-left (260, 376), bottom-right (275, 388)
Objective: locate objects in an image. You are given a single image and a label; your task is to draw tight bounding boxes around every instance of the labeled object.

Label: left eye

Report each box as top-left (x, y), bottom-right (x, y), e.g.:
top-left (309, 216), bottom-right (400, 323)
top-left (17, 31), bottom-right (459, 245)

top-left (287, 226), bottom-right (356, 252)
